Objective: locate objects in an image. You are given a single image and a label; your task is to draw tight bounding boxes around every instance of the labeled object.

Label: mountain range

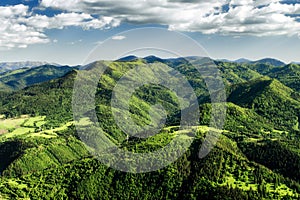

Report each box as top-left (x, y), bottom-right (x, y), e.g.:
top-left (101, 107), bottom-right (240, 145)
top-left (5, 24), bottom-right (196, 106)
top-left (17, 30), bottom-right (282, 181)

top-left (0, 56), bottom-right (299, 199)
top-left (219, 57), bottom-right (287, 66)
top-left (0, 56), bottom-right (289, 74)
top-left (0, 61), bottom-right (61, 74)
top-left (0, 65), bottom-right (74, 91)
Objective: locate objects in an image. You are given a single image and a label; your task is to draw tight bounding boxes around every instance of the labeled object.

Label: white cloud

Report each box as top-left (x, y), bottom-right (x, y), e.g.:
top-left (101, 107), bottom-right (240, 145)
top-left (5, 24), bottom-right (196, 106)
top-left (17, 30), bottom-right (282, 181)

top-left (0, 4), bottom-right (28, 17)
top-left (39, 0), bottom-right (300, 37)
top-left (0, 4), bottom-right (120, 49)
top-left (111, 35), bottom-right (126, 40)
top-left (0, 5), bottom-right (49, 50)
top-left (2, 1), bottom-right (300, 49)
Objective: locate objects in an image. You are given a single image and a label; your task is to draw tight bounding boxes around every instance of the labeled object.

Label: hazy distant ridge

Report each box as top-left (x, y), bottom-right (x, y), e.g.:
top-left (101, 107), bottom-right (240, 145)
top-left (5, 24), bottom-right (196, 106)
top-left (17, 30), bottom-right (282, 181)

top-left (0, 61), bottom-right (60, 73)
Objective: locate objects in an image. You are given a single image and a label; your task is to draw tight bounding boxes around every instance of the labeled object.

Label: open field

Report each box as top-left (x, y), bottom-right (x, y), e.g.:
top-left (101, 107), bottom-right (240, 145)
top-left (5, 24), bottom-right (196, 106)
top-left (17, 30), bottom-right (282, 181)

top-left (0, 116), bottom-right (29, 130)
top-left (0, 116), bottom-right (73, 139)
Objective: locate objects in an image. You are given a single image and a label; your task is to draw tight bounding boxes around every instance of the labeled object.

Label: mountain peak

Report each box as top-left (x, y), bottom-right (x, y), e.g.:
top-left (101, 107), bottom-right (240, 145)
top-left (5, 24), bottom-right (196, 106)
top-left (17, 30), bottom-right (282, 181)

top-left (117, 55), bottom-right (139, 62)
top-left (228, 77), bottom-right (295, 108)
top-left (142, 55), bottom-right (164, 63)
top-left (234, 58), bottom-right (252, 63)
top-left (251, 58), bottom-right (285, 66)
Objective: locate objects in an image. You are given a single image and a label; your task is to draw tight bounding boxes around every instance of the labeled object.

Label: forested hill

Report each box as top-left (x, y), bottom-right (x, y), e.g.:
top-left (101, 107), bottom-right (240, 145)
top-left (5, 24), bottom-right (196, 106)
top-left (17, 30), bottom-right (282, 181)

top-left (0, 65), bottom-right (75, 92)
top-left (0, 57), bottom-right (299, 199)
top-left (0, 61), bottom-right (52, 73)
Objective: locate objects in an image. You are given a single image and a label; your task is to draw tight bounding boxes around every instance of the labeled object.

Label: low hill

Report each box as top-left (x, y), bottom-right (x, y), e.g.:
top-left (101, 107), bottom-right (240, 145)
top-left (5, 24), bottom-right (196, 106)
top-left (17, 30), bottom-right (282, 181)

top-left (214, 61), bottom-right (262, 85)
top-left (266, 63), bottom-right (300, 92)
top-left (0, 65), bottom-right (74, 91)
top-left (251, 58), bottom-right (285, 67)
top-left (228, 77), bottom-right (300, 130)
top-left (234, 58), bottom-right (252, 63)
top-left (0, 61), bottom-right (55, 74)
top-left (117, 55), bottom-right (139, 62)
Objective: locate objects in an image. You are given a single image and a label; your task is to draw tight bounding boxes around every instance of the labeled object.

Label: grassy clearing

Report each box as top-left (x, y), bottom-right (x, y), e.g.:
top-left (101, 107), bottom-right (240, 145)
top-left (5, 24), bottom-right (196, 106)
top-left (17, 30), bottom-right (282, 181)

top-left (26, 121), bottom-right (73, 138)
top-left (0, 115), bottom-right (72, 139)
top-left (42, 121), bottom-right (73, 135)
top-left (23, 116), bottom-right (46, 127)
top-left (4, 127), bottom-right (35, 139)
top-left (28, 132), bottom-right (56, 138)
top-left (0, 117), bottom-right (28, 131)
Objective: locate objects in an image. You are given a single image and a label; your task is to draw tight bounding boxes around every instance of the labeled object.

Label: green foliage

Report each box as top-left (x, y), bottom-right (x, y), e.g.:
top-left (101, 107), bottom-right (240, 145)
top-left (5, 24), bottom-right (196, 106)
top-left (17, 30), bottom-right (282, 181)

top-left (267, 63), bottom-right (300, 92)
top-left (0, 71), bottom-right (76, 128)
top-left (0, 65), bottom-right (73, 91)
top-left (240, 139), bottom-right (300, 183)
top-left (0, 58), bottom-right (299, 199)
top-left (228, 77), bottom-right (300, 130)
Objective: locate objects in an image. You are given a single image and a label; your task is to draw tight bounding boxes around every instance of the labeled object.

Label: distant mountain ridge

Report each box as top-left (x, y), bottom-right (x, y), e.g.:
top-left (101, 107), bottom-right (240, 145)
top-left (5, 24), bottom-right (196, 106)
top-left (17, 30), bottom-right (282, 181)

top-left (0, 61), bottom-right (61, 74)
top-left (234, 58), bottom-right (252, 63)
top-left (217, 58), bottom-right (286, 66)
top-left (0, 65), bottom-right (74, 91)
top-left (0, 57), bottom-right (300, 199)
top-left (116, 55), bottom-right (139, 62)
top-left (251, 58), bottom-right (286, 66)
top-left (118, 55), bottom-right (287, 66)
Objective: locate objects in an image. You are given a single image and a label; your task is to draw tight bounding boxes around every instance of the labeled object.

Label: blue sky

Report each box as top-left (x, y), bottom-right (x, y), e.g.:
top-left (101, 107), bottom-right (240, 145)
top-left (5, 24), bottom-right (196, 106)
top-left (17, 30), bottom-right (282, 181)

top-left (0, 0), bottom-right (300, 65)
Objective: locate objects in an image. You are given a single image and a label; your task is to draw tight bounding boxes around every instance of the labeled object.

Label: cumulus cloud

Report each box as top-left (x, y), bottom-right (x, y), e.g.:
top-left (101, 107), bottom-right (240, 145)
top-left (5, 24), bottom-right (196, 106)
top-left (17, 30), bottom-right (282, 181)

top-left (39, 0), bottom-right (300, 37)
top-left (2, 1), bottom-right (300, 49)
top-left (0, 4), bottom-right (120, 49)
top-left (0, 4), bottom-right (49, 49)
top-left (23, 12), bottom-right (120, 30)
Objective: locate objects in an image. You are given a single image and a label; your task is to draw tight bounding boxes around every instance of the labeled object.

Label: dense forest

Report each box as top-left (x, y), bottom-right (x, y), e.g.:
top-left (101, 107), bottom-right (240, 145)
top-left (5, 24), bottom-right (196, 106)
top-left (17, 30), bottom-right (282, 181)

top-left (0, 57), bottom-right (299, 199)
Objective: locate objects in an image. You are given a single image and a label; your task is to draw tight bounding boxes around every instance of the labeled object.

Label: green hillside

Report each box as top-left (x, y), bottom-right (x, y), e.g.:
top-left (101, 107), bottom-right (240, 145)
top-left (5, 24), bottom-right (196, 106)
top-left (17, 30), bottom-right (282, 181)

top-left (0, 65), bottom-right (73, 91)
top-left (228, 77), bottom-right (300, 130)
top-left (0, 57), bottom-right (299, 199)
top-left (0, 70), bottom-right (76, 127)
top-left (0, 82), bottom-right (11, 92)
top-left (245, 62), bottom-right (300, 92)
top-left (267, 63), bottom-right (300, 92)
top-left (215, 61), bottom-right (263, 85)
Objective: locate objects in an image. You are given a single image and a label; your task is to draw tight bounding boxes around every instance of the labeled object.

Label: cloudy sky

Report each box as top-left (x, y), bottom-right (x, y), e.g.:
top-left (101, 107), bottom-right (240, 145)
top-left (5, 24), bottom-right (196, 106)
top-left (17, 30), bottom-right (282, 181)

top-left (1, 0), bottom-right (300, 65)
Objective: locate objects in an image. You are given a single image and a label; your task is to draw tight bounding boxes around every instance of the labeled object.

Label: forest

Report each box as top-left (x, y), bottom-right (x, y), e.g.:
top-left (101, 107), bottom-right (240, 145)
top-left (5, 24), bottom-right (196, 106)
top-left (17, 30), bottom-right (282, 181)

top-left (0, 57), bottom-right (299, 199)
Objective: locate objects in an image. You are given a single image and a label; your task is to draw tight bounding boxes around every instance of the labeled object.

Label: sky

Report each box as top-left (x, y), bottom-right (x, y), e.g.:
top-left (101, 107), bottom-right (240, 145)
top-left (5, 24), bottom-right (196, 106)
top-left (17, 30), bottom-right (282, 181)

top-left (0, 0), bottom-right (300, 65)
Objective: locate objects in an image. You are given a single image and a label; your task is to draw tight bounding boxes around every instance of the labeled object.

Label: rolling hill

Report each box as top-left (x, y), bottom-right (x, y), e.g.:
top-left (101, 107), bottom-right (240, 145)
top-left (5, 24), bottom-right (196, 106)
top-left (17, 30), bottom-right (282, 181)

top-left (266, 63), bottom-right (300, 92)
top-left (0, 65), bottom-right (74, 91)
top-left (251, 58), bottom-right (286, 67)
top-left (0, 61), bottom-right (56, 74)
top-left (0, 57), bottom-right (299, 199)
top-left (228, 77), bottom-right (300, 130)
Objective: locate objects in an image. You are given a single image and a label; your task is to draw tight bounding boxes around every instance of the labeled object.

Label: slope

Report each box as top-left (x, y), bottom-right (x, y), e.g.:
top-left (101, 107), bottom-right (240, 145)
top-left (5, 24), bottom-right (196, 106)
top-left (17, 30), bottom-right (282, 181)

top-left (0, 61), bottom-right (51, 74)
top-left (1, 127), bottom-right (299, 199)
top-left (0, 58), bottom-right (299, 199)
top-left (251, 58), bottom-right (286, 67)
top-left (228, 77), bottom-right (300, 130)
top-left (0, 65), bottom-right (74, 91)
top-left (266, 63), bottom-right (300, 92)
